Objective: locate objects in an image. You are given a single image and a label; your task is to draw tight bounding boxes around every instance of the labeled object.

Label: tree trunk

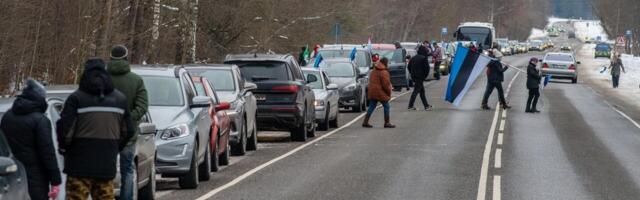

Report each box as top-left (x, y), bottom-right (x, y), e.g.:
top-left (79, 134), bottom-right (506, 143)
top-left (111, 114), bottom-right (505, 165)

top-left (95, 0), bottom-right (113, 58)
top-left (186, 0), bottom-right (199, 63)
top-left (148, 0), bottom-right (161, 63)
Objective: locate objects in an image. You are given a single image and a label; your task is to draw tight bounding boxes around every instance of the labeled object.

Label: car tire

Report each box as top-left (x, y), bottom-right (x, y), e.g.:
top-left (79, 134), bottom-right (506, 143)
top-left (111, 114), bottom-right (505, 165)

top-left (138, 160), bottom-right (156, 200)
top-left (360, 94), bottom-right (367, 111)
top-left (329, 108), bottom-right (339, 128)
top-left (352, 97), bottom-right (364, 112)
top-left (211, 140), bottom-right (220, 172)
top-left (290, 108), bottom-right (308, 142)
top-left (246, 119), bottom-right (258, 151)
top-left (231, 120), bottom-right (247, 156)
top-left (198, 143), bottom-right (211, 181)
top-left (307, 114), bottom-right (316, 138)
top-left (572, 77), bottom-right (578, 84)
top-left (219, 141), bottom-right (230, 166)
top-left (318, 107), bottom-right (330, 131)
top-left (178, 146), bottom-right (199, 189)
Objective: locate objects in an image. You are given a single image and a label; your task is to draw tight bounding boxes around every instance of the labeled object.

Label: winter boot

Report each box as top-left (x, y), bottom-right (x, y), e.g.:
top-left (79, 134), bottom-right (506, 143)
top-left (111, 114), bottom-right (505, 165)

top-left (501, 102), bottom-right (512, 109)
top-left (481, 104), bottom-right (491, 110)
top-left (362, 115), bottom-right (373, 128)
top-left (384, 116), bottom-right (396, 128)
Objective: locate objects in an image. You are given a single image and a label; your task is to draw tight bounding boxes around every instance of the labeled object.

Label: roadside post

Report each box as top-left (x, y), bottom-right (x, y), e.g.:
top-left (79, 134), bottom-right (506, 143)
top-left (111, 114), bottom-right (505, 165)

top-left (626, 30), bottom-right (633, 55)
top-left (441, 27), bottom-right (448, 43)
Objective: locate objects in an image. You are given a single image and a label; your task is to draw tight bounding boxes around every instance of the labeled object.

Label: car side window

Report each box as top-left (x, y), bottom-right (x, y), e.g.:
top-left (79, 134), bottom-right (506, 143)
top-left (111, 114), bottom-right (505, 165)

top-left (235, 69), bottom-right (244, 90)
top-left (290, 60), bottom-right (304, 81)
top-left (322, 72), bottom-right (331, 86)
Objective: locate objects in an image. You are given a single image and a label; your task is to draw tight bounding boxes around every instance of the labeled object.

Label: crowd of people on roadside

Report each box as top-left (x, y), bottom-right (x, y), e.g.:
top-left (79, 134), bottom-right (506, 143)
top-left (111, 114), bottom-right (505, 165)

top-left (0, 45), bottom-right (148, 200)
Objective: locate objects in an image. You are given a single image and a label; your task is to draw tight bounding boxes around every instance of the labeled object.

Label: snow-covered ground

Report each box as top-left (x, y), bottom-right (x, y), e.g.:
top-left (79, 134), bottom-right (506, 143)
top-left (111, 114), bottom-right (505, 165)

top-left (573, 20), bottom-right (610, 42)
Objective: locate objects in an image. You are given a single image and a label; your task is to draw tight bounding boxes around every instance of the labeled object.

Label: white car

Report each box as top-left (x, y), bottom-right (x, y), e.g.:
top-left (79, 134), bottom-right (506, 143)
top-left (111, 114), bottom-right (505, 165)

top-left (541, 52), bottom-right (581, 84)
top-left (302, 68), bottom-right (340, 131)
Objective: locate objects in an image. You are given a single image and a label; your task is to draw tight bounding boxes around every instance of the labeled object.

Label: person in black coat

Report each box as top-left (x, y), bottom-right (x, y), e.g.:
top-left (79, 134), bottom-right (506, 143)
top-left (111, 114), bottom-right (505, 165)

top-left (526, 58), bottom-right (542, 113)
top-left (407, 45), bottom-right (432, 110)
top-left (0, 79), bottom-right (62, 200)
top-left (481, 49), bottom-right (511, 110)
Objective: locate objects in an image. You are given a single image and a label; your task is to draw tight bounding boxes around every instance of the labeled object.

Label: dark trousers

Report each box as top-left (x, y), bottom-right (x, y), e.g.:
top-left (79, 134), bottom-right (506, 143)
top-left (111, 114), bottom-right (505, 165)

top-left (408, 78), bottom-right (429, 108)
top-left (433, 61), bottom-right (442, 79)
top-left (526, 88), bottom-right (540, 111)
top-left (612, 75), bottom-right (620, 88)
top-left (482, 81), bottom-right (507, 105)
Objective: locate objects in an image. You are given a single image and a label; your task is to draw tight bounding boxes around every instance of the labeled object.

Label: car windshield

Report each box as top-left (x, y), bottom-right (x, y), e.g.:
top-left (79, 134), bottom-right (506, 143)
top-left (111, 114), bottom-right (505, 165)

top-left (142, 76), bottom-right (185, 106)
top-left (188, 69), bottom-right (236, 91)
top-left (321, 63), bottom-right (355, 77)
top-left (231, 62), bottom-right (289, 82)
top-left (303, 71), bottom-right (323, 89)
top-left (596, 44), bottom-right (611, 51)
top-left (545, 54), bottom-right (574, 62)
top-left (372, 49), bottom-right (404, 64)
top-left (457, 27), bottom-right (492, 47)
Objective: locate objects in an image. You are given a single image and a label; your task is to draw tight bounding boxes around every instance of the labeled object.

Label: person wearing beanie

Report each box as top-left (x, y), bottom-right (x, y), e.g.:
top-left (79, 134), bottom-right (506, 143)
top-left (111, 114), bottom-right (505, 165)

top-left (57, 58), bottom-right (135, 200)
top-left (106, 45), bottom-right (148, 200)
top-left (1, 79), bottom-right (62, 200)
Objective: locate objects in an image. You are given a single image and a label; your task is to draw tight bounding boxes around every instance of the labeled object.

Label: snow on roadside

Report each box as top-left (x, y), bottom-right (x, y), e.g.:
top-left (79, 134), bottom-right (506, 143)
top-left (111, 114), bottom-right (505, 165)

top-left (620, 54), bottom-right (640, 89)
top-left (573, 20), bottom-right (610, 42)
top-left (528, 28), bottom-right (547, 39)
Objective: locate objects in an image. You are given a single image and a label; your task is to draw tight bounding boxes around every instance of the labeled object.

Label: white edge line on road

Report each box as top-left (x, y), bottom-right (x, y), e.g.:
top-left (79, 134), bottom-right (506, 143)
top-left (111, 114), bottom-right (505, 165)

top-left (493, 175), bottom-right (501, 200)
top-left (477, 71), bottom-right (518, 200)
top-left (497, 133), bottom-right (503, 145)
top-left (611, 105), bottom-right (640, 130)
top-left (494, 149), bottom-right (502, 169)
top-left (194, 91), bottom-right (412, 200)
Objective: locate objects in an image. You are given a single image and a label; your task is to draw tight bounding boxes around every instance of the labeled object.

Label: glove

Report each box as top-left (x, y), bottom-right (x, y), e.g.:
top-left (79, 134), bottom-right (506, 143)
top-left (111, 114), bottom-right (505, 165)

top-left (48, 185), bottom-right (60, 199)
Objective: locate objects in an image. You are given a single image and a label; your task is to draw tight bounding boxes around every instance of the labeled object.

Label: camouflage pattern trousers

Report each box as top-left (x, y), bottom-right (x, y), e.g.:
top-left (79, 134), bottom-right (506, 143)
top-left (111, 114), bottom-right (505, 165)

top-left (66, 176), bottom-right (115, 200)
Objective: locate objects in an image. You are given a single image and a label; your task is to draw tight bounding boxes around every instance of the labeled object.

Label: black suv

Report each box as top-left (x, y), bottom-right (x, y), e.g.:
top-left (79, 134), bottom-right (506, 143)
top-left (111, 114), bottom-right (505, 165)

top-left (224, 54), bottom-right (316, 141)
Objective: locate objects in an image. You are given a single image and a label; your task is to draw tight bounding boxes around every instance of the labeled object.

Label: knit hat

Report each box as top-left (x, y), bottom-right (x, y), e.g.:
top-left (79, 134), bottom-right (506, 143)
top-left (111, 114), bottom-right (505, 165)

top-left (111, 45), bottom-right (128, 60)
top-left (529, 57), bottom-right (539, 63)
top-left (21, 78), bottom-right (46, 100)
top-left (84, 58), bottom-right (106, 71)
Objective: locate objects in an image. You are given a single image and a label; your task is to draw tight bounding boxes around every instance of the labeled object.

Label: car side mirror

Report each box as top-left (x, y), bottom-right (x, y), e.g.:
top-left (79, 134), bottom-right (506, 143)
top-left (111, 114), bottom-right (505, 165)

top-left (326, 84), bottom-right (339, 90)
top-left (576, 61), bottom-right (581, 64)
top-left (0, 157), bottom-right (17, 176)
top-left (191, 96), bottom-right (211, 108)
top-left (215, 102), bottom-right (231, 111)
top-left (244, 82), bottom-right (258, 91)
top-left (306, 74), bottom-right (318, 84)
top-left (138, 123), bottom-right (156, 135)
top-left (357, 73), bottom-right (366, 79)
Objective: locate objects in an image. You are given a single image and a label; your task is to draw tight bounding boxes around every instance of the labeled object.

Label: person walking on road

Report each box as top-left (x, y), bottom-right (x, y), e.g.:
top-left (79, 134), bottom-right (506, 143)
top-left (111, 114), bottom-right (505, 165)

top-left (407, 46), bottom-right (433, 111)
top-left (107, 45), bottom-right (148, 200)
top-left (0, 79), bottom-right (62, 200)
top-left (609, 53), bottom-right (626, 88)
top-left (363, 58), bottom-right (395, 128)
top-left (525, 58), bottom-right (542, 113)
top-left (432, 42), bottom-right (443, 80)
top-left (481, 49), bottom-right (511, 110)
top-left (57, 58), bottom-right (135, 200)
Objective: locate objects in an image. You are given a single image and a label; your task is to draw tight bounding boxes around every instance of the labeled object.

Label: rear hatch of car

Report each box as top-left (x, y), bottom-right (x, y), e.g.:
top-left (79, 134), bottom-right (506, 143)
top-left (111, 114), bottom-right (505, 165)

top-left (226, 61), bottom-right (300, 105)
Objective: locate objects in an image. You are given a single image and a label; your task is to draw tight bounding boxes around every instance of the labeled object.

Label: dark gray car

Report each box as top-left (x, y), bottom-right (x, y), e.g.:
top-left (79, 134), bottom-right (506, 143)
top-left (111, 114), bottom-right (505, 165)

top-left (185, 65), bottom-right (259, 156)
top-left (318, 58), bottom-right (367, 112)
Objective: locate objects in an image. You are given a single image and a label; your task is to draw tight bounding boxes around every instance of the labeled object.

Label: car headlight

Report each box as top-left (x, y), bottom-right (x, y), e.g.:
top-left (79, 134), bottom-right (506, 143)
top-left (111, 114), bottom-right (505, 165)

top-left (314, 100), bottom-right (325, 107)
top-left (160, 124), bottom-right (190, 140)
top-left (344, 84), bottom-right (357, 91)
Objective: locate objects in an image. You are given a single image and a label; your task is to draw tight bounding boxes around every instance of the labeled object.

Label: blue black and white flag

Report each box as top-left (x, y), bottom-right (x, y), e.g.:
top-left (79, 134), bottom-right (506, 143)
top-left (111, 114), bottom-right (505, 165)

top-left (349, 47), bottom-right (357, 61)
top-left (541, 75), bottom-right (551, 90)
top-left (445, 44), bottom-right (492, 106)
top-left (313, 54), bottom-right (324, 68)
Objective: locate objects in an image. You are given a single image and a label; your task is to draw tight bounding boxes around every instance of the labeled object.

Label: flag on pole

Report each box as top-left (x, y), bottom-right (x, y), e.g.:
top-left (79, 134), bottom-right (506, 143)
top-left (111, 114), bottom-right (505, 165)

top-left (303, 44), bottom-right (311, 60)
top-left (349, 47), bottom-right (357, 61)
top-left (313, 54), bottom-right (324, 68)
top-left (540, 75), bottom-right (551, 90)
top-left (445, 44), bottom-right (492, 106)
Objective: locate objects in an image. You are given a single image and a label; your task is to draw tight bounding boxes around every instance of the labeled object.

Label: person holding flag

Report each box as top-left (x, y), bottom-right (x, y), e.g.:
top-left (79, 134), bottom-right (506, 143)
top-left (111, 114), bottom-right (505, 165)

top-left (525, 58), bottom-right (542, 113)
top-left (481, 48), bottom-right (511, 110)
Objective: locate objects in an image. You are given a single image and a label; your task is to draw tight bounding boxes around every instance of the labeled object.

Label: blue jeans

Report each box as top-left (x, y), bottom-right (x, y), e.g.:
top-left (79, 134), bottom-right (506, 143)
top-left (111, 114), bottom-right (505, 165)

top-left (366, 100), bottom-right (390, 118)
top-left (119, 145), bottom-right (136, 200)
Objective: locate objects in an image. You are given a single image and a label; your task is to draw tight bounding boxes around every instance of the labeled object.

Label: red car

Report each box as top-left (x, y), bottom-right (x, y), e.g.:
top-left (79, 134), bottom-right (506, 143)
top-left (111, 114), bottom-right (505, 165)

top-left (192, 76), bottom-right (232, 171)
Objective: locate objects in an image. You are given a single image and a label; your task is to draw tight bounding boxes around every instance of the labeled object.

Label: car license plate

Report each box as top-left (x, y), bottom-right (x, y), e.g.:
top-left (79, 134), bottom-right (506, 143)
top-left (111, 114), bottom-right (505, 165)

top-left (552, 64), bottom-right (564, 69)
top-left (255, 94), bottom-right (266, 101)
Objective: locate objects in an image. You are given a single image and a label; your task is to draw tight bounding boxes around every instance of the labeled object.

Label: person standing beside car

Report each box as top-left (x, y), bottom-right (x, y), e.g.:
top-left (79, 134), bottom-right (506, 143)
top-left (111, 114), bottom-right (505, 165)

top-left (609, 53), bottom-right (626, 88)
top-left (58, 58), bottom-right (135, 200)
top-left (363, 58), bottom-right (395, 128)
top-left (525, 58), bottom-right (542, 113)
top-left (106, 45), bottom-right (148, 200)
top-left (407, 46), bottom-right (432, 111)
top-left (432, 42), bottom-right (443, 80)
top-left (0, 79), bottom-right (62, 200)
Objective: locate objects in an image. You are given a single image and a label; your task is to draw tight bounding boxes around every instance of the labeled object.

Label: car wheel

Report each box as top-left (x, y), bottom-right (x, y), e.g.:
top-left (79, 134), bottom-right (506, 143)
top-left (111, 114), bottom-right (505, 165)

top-left (307, 113), bottom-right (316, 138)
top-left (329, 108), bottom-right (339, 128)
top-left (246, 119), bottom-right (258, 151)
top-left (352, 97), bottom-right (364, 112)
top-left (572, 77), bottom-right (578, 84)
top-left (198, 142), bottom-right (211, 181)
top-left (231, 120), bottom-right (247, 156)
top-left (219, 139), bottom-right (230, 166)
top-left (290, 107), bottom-right (308, 142)
top-left (360, 95), bottom-right (367, 111)
top-left (178, 145), bottom-right (199, 189)
top-left (211, 140), bottom-right (220, 172)
top-left (318, 107), bottom-right (330, 131)
top-left (138, 160), bottom-right (155, 200)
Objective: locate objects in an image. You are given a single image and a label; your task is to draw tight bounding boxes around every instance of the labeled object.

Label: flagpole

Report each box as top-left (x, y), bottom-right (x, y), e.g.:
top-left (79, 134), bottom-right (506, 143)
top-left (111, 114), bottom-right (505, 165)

top-left (503, 64), bottom-right (526, 73)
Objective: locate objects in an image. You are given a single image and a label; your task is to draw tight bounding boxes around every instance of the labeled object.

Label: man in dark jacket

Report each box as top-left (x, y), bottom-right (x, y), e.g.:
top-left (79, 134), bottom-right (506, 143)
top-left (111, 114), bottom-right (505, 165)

top-left (609, 53), bottom-right (626, 88)
top-left (526, 58), bottom-right (542, 113)
top-left (107, 45), bottom-right (148, 200)
top-left (57, 58), bottom-right (135, 200)
top-left (407, 46), bottom-right (432, 110)
top-left (481, 50), bottom-right (511, 110)
top-left (1, 79), bottom-right (62, 200)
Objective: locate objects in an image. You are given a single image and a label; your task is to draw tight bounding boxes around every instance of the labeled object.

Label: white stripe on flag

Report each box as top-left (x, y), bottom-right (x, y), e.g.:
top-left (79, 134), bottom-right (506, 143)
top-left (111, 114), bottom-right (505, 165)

top-left (453, 55), bottom-right (492, 106)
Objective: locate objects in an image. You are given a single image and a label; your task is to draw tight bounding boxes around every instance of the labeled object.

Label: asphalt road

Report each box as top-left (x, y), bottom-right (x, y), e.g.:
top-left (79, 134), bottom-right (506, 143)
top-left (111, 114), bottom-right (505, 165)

top-left (153, 23), bottom-right (640, 200)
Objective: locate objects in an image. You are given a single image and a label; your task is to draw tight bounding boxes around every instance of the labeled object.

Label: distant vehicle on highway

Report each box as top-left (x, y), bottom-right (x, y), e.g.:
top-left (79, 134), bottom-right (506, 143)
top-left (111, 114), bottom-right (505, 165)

top-left (594, 43), bottom-right (612, 59)
top-left (317, 45), bottom-right (372, 77)
top-left (302, 68), bottom-right (339, 131)
top-left (568, 32), bottom-right (576, 39)
top-left (400, 42), bottom-right (421, 51)
top-left (497, 38), bottom-right (512, 55)
top-left (372, 44), bottom-right (409, 91)
top-left (318, 58), bottom-right (367, 112)
top-left (529, 40), bottom-right (544, 51)
top-left (560, 45), bottom-right (572, 51)
top-left (225, 54), bottom-right (316, 142)
top-left (453, 22), bottom-right (496, 51)
top-left (541, 52), bottom-right (581, 84)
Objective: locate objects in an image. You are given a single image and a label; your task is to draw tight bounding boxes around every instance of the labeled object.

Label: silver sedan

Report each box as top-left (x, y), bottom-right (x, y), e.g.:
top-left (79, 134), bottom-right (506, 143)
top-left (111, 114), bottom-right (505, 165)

top-left (303, 68), bottom-right (339, 131)
top-left (541, 52), bottom-right (581, 84)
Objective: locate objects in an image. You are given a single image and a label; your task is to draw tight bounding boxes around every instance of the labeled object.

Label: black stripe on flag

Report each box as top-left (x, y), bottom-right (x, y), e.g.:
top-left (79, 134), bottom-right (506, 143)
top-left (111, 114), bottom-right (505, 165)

top-left (450, 51), bottom-right (480, 101)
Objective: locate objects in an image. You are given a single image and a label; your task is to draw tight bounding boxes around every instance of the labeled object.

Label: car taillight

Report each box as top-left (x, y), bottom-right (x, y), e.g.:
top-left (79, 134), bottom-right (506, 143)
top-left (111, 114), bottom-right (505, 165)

top-left (543, 63), bottom-right (549, 68)
top-left (569, 64), bottom-right (576, 70)
top-left (272, 85), bottom-right (299, 93)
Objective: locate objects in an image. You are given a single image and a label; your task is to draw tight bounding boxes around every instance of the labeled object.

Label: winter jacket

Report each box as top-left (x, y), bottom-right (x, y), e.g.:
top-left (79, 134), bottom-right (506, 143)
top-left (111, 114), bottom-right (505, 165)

top-left (432, 47), bottom-right (443, 62)
top-left (57, 59), bottom-right (135, 180)
top-left (408, 54), bottom-right (429, 80)
top-left (609, 58), bottom-right (625, 76)
top-left (1, 79), bottom-right (61, 199)
top-left (107, 59), bottom-right (148, 145)
top-left (367, 62), bottom-right (392, 102)
top-left (486, 60), bottom-right (508, 83)
top-left (526, 63), bottom-right (542, 89)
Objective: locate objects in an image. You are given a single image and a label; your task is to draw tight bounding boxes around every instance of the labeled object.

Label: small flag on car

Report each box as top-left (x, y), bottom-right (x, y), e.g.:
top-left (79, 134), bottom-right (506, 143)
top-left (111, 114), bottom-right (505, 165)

top-left (313, 54), bottom-right (324, 68)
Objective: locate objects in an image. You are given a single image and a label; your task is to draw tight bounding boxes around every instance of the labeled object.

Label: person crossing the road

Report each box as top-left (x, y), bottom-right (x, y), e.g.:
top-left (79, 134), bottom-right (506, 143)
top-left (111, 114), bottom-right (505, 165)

top-left (609, 53), bottom-right (626, 88)
top-left (407, 45), bottom-right (432, 111)
top-left (525, 57), bottom-right (542, 113)
top-left (363, 57), bottom-right (395, 128)
top-left (481, 48), bottom-right (511, 110)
